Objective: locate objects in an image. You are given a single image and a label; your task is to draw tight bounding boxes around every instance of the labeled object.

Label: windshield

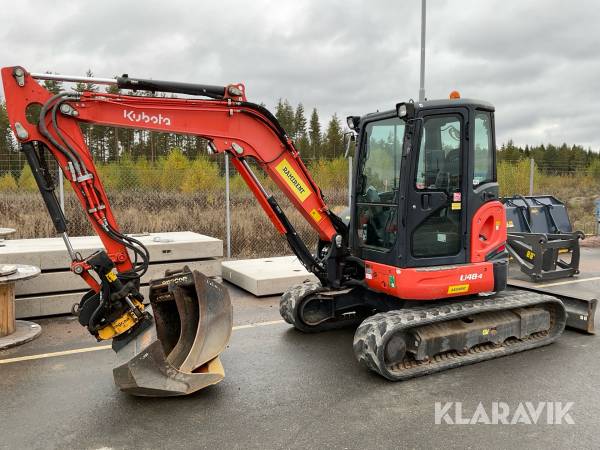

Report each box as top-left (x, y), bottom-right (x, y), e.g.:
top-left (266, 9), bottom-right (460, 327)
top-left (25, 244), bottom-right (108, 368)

top-left (355, 116), bottom-right (405, 250)
top-left (359, 117), bottom-right (406, 200)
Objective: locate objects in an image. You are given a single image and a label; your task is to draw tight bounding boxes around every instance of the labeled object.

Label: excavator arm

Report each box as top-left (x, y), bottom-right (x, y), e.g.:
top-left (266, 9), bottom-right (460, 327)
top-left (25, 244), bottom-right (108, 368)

top-left (2, 66), bottom-right (353, 330)
top-left (1, 66), bottom-right (355, 395)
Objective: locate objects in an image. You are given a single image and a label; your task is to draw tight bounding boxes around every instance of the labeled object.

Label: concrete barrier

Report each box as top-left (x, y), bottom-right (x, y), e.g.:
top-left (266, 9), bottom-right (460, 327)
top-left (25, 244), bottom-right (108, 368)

top-left (221, 256), bottom-right (318, 296)
top-left (0, 232), bottom-right (222, 318)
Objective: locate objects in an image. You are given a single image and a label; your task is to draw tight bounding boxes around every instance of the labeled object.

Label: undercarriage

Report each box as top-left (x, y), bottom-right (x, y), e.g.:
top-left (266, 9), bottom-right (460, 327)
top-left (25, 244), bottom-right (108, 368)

top-left (281, 282), bottom-right (566, 380)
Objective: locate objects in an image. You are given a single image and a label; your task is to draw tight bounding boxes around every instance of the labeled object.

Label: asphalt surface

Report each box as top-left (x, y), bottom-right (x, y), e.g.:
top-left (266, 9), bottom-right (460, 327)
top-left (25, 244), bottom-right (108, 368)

top-left (0, 282), bottom-right (599, 450)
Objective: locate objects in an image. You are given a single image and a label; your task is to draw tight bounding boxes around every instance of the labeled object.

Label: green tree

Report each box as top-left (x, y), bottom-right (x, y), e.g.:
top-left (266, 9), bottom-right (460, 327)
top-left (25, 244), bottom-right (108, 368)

top-left (323, 114), bottom-right (344, 158)
top-left (181, 157), bottom-right (224, 193)
top-left (103, 84), bottom-right (123, 162)
top-left (275, 98), bottom-right (295, 136)
top-left (160, 148), bottom-right (189, 190)
top-left (42, 71), bottom-right (64, 94)
top-left (74, 70), bottom-right (98, 159)
top-left (293, 103), bottom-right (310, 155)
top-left (309, 108), bottom-right (321, 159)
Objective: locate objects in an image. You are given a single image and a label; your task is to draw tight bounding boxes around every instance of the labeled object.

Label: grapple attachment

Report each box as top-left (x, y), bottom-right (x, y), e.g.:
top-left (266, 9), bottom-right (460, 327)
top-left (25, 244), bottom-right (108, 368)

top-left (112, 267), bottom-right (233, 397)
top-left (502, 195), bottom-right (585, 281)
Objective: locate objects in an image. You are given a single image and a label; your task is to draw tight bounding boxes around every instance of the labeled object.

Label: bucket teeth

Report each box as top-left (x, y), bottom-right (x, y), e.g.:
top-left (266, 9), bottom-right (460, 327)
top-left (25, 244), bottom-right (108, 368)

top-left (112, 267), bottom-right (232, 397)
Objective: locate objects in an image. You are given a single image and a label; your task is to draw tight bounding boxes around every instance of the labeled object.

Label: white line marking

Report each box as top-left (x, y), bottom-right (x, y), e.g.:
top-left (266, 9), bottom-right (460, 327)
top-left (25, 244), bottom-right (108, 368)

top-left (537, 276), bottom-right (600, 288)
top-left (0, 345), bottom-right (111, 364)
top-left (232, 319), bottom-right (285, 330)
top-left (0, 319), bottom-right (286, 365)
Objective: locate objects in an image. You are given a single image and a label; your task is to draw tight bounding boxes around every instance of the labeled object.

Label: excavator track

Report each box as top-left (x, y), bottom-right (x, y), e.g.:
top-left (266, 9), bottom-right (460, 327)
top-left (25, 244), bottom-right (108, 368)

top-left (280, 282), bottom-right (365, 332)
top-left (353, 290), bottom-right (566, 381)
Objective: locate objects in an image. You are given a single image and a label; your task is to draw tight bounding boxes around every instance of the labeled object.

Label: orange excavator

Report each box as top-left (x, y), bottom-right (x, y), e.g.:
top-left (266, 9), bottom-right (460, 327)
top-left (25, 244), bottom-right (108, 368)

top-left (1, 67), bottom-right (570, 396)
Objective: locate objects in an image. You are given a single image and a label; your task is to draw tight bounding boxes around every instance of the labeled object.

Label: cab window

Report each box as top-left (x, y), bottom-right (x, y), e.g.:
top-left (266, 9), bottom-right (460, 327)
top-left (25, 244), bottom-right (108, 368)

top-left (412, 114), bottom-right (463, 258)
top-left (473, 111), bottom-right (494, 186)
top-left (356, 117), bottom-right (405, 250)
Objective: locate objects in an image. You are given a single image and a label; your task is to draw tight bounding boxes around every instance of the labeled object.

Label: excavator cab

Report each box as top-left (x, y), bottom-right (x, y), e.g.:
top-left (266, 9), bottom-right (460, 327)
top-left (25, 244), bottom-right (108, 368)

top-left (350, 97), bottom-right (504, 281)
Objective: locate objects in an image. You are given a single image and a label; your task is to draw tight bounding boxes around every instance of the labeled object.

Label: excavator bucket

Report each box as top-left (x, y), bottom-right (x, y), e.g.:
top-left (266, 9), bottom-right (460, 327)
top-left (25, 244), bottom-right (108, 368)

top-left (112, 267), bottom-right (233, 397)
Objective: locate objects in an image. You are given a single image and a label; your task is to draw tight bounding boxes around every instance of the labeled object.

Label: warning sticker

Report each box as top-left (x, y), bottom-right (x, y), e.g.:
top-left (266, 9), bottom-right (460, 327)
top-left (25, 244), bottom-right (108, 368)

top-left (451, 202), bottom-right (461, 210)
top-left (106, 270), bottom-right (117, 282)
top-left (275, 159), bottom-right (311, 202)
top-left (310, 209), bottom-right (323, 223)
top-left (507, 220), bottom-right (514, 228)
top-left (447, 284), bottom-right (470, 294)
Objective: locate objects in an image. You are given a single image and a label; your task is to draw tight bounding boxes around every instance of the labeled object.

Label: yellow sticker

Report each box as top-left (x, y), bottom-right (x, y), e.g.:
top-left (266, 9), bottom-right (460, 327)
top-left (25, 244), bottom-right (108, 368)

top-left (482, 328), bottom-right (490, 336)
top-left (275, 159), bottom-right (311, 202)
top-left (526, 250), bottom-right (536, 260)
top-left (106, 270), bottom-right (117, 282)
top-left (310, 209), bottom-right (323, 223)
top-left (451, 202), bottom-right (461, 210)
top-left (447, 284), bottom-right (470, 294)
top-left (507, 220), bottom-right (514, 228)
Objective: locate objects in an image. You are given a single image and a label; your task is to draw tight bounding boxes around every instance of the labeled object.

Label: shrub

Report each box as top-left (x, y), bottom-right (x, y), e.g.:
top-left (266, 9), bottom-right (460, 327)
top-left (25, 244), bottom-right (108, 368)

top-left (160, 148), bottom-right (189, 191)
top-left (17, 165), bottom-right (38, 192)
top-left (308, 157), bottom-right (349, 190)
top-left (0, 173), bottom-right (18, 191)
top-left (181, 157), bottom-right (224, 193)
top-left (497, 159), bottom-right (536, 196)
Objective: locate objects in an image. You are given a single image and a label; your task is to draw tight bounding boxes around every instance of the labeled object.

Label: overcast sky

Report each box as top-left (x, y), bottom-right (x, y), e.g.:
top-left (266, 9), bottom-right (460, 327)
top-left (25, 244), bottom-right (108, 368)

top-left (1, 0), bottom-right (599, 149)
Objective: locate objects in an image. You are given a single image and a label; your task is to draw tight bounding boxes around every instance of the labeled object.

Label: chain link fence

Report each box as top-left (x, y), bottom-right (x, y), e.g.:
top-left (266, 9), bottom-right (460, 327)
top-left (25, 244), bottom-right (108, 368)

top-left (0, 154), bottom-right (352, 259)
top-left (0, 155), bottom-right (598, 259)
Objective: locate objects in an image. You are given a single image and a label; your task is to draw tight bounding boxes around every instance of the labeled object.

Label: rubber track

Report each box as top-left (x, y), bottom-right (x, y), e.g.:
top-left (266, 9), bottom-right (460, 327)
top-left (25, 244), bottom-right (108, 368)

top-left (280, 282), bottom-right (363, 333)
top-left (280, 282), bottom-right (323, 326)
top-left (353, 291), bottom-right (566, 381)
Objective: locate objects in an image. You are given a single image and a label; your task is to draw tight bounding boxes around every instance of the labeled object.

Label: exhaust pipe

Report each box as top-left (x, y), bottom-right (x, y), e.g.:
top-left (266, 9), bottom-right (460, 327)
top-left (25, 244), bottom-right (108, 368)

top-left (112, 268), bottom-right (233, 396)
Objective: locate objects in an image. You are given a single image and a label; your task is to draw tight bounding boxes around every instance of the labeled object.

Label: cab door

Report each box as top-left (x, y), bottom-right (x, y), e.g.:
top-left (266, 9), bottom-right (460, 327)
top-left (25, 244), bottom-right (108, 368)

top-left (352, 114), bottom-right (406, 267)
top-left (405, 108), bottom-right (469, 268)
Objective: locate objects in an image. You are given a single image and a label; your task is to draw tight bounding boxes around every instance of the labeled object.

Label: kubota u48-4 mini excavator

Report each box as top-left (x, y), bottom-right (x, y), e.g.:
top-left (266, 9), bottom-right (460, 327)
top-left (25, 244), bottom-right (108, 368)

top-left (1, 67), bottom-right (568, 396)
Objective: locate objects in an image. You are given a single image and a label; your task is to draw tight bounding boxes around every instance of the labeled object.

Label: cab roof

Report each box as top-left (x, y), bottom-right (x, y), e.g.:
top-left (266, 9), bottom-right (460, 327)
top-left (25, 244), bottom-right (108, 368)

top-left (360, 98), bottom-right (495, 122)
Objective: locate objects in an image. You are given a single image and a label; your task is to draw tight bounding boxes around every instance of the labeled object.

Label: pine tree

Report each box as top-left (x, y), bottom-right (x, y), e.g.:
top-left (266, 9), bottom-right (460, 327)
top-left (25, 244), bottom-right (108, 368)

top-left (74, 70), bottom-right (98, 159)
top-left (275, 98), bottom-right (295, 136)
top-left (293, 103), bottom-right (310, 155)
top-left (309, 108), bottom-right (321, 159)
top-left (323, 114), bottom-right (344, 159)
top-left (42, 71), bottom-right (63, 94)
top-left (104, 84), bottom-right (122, 162)
top-left (293, 103), bottom-right (307, 139)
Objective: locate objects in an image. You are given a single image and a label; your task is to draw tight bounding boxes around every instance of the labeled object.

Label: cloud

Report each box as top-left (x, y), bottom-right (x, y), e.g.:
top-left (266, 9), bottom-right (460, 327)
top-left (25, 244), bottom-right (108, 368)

top-left (0, 0), bottom-right (598, 149)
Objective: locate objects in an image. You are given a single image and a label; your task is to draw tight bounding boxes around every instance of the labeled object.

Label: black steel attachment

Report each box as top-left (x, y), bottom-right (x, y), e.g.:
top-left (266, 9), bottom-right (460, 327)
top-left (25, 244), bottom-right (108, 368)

top-left (502, 195), bottom-right (584, 281)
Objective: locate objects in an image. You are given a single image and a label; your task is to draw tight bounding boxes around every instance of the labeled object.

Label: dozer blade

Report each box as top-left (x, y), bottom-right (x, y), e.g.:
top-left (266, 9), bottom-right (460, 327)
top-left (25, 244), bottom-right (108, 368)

top-left (112, 267), bottom-right (233, 397)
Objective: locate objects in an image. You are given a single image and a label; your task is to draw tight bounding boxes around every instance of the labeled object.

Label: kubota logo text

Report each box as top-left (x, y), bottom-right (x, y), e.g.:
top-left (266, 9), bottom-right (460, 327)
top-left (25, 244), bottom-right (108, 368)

top-left (123, 109), bottom-right (172, 126)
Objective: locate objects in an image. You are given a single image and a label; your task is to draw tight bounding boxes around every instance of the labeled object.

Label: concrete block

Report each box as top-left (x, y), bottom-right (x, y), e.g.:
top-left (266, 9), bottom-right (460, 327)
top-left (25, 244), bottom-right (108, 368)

top-left (221, 256), bottom-right (318, 296)
top-left (15, 258), bottom-right (221, 296)
top-left (16, 286), bottom-right (150, 319)
top-left (0, 232), bottom-right (222, 270)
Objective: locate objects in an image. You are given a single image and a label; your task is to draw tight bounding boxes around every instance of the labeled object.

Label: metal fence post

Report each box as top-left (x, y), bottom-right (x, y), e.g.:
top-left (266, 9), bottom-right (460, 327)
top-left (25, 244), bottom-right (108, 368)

top-left (224, 153), bottom-right (231, 258)
top-left (529, 158), bottom-right (534, 196)
top-left (348, 156), bottom-right (352, 208)
top-left (58, 166), bottom-right (65, 212)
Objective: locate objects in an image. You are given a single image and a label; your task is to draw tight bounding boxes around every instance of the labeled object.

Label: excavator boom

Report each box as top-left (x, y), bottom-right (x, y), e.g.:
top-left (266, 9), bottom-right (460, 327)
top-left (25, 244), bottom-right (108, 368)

top-left (1, 66), bottom-right (349, 396)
